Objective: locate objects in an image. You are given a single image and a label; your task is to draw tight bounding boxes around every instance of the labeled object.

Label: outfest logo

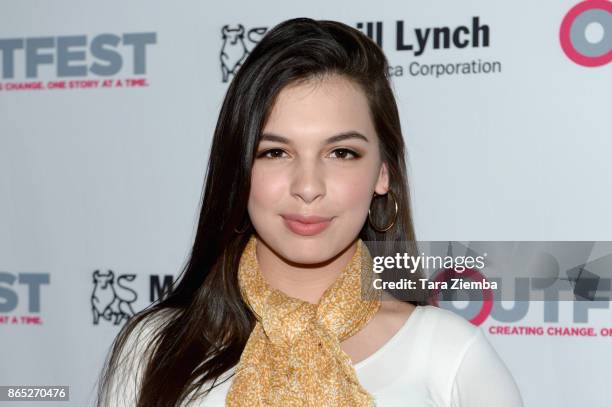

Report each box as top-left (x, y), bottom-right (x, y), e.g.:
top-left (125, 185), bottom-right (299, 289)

top-left (0, 271), bottom-right (50, 326)
top-left (560, 0), bottom-right (611, 67)
top-left (426, 264), bottom-right (612, 339)
top-left (428, 266), bottom-right (612, 339)
top-left (0, 32), bottom-right (156, 91)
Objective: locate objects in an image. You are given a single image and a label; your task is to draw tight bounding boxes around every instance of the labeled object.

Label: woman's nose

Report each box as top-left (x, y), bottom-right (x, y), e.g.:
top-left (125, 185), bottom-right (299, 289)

top-left (289, 160), bottom-right (326, 204)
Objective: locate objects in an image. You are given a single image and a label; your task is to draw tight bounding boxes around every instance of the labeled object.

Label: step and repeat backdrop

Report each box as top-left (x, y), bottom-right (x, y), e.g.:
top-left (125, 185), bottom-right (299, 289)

top-left (1, 0), bottom-right (611, 406)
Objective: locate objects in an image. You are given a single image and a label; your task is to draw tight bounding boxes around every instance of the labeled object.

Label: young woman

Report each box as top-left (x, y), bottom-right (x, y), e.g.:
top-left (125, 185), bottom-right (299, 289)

top-left (96, 17), bottom-right (523, 406)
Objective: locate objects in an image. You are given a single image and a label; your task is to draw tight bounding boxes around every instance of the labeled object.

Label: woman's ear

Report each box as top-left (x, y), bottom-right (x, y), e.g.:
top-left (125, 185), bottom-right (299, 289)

top-left (374, 161), bottom-right (390, 195)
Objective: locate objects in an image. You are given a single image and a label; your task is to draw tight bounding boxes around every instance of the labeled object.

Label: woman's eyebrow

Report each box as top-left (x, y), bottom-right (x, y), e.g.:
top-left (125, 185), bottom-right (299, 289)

top-left (260, 131), bottom-right (369, 145)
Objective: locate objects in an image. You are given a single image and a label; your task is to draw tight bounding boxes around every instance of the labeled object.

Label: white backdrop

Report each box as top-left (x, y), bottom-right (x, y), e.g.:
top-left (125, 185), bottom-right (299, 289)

top-left (1, 0), bottom-right (611, 406)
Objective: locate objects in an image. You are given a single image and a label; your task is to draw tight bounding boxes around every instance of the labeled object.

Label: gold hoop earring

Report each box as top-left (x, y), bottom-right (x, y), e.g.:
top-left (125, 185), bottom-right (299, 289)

top-left (368, 189), bottom-right (398, 232)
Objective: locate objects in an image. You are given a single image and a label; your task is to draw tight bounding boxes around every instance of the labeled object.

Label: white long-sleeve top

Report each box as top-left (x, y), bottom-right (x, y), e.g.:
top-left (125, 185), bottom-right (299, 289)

top-left (103, 304), bottom-right (524, 406)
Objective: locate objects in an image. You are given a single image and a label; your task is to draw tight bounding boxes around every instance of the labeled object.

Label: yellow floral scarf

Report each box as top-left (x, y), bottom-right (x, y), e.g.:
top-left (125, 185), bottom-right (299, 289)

top-left (225, 234), bottom-right (382, 406)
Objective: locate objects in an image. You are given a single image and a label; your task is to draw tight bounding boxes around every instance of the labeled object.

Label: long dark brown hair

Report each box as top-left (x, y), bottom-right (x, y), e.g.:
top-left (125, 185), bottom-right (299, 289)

top-left (96, 17), bottom-right (427, 407)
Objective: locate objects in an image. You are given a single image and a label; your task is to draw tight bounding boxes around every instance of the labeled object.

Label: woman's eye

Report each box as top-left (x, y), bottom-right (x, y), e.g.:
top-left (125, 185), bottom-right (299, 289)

top-left (257, 148), bottom-right (287, 159)
top-left (330, 148), bottom-right (360, 160)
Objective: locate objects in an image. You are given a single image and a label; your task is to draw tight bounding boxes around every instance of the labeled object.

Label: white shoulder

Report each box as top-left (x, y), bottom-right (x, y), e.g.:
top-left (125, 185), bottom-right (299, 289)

top-left (415, 305), bottom-right (523, 407)
top-left (449, 328), bottom-right (523, 407)
top-left (418, 305), bottom-right (480, 368)
top-left (422, 305), bottom-right (478, 338)
top-left (97, 308), bottom-right (177, 407)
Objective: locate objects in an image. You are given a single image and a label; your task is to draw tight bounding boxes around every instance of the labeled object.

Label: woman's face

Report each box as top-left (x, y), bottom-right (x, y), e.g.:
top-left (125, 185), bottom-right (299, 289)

top-left (247, 74), bottom-right (389, 264)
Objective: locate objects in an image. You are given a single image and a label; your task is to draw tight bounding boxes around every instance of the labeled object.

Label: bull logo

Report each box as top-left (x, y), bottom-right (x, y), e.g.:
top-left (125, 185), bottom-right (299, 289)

top-left (220, 24), bottom-right (268, 82)
top-left (91, 269), bottom-right (137, 325)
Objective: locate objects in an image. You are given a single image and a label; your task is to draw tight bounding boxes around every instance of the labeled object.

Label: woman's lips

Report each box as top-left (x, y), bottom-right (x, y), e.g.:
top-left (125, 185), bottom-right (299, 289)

top-left (281, 215), bottom-right (333, 236)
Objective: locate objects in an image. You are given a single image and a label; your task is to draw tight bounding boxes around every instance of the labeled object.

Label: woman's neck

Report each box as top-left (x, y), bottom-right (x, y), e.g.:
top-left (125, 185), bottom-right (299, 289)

top-left (254, 238), bottom-right (359, 304)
